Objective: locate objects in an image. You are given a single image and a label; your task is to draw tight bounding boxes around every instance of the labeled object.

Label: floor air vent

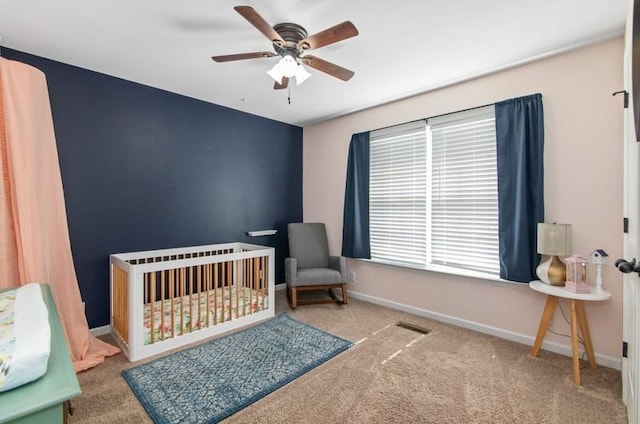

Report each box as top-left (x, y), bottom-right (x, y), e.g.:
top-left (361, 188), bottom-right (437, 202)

top-left (395, 322), bottom-right (430, 334)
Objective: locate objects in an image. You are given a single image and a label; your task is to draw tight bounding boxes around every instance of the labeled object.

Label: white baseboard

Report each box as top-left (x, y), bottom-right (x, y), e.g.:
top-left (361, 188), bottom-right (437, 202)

top-left (349, 290), bottom-right (622, 371)
top-left (275, 283), bottom-right (286, 291)
top-left (90, 324), bottom-right (111, 337)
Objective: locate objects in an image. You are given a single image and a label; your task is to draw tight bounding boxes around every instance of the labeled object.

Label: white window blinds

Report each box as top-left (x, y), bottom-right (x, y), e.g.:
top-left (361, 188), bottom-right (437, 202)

top-left (370, 120), bottom-right (427, 267)
top-left (427, 106), bottom-right (499, 275)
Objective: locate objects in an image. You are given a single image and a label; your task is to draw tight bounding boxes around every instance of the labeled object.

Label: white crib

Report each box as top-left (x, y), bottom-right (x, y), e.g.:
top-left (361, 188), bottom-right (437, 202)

top-left (110, 243), bottom-right (274, 361)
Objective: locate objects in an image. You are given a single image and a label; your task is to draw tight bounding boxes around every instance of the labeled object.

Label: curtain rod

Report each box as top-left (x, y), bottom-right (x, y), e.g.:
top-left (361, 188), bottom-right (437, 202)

top-left (365, 101), bottom-right (493, 134)
top-left (363, 93), bottom-right (541, 134)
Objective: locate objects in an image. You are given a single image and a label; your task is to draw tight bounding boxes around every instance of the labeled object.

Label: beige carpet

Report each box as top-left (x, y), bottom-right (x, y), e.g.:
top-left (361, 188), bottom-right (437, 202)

top-left (69, 290), bottom-right (627, 424)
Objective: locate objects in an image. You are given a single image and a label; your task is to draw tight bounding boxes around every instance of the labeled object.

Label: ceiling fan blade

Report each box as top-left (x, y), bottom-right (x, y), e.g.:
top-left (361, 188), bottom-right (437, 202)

top-left (301, 55), bottom-right (354, 81)
top-left (234, 6), bottom-right (286, 47)
top-left (274, 77), bottom-right (289, 90)
top-left (211, 51), bottom-right (276, 62)
top-left (298, 21), bottom-right (358, 51)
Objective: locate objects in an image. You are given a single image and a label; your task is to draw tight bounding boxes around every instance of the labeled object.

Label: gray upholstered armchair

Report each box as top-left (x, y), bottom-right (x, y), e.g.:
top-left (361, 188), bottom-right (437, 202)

top-left (285, 223), bottom-right (348, 309)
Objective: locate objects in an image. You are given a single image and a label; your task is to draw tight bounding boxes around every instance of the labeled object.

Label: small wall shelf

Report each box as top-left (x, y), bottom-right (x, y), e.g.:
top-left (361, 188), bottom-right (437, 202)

top-left (247, 229), bottom-right (278, 237)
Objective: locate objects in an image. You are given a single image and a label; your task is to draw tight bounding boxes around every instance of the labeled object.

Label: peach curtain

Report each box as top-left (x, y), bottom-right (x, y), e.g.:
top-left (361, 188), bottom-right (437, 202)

top-left (0, 57), bottom-right (119, 372)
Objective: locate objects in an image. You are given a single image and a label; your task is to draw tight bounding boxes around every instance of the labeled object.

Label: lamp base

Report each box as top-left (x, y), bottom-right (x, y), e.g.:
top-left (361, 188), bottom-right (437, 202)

top-left (536, 255), bottom-right (566, 286)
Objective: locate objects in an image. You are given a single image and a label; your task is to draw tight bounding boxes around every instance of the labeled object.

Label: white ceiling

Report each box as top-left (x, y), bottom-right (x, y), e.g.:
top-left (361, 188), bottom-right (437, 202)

top-left (0, 0), bottom-right (628, 126)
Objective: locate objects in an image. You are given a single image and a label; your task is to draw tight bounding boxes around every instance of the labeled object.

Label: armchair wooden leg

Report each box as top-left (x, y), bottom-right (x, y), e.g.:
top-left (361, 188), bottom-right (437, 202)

top-left (341, 284), bottom-right (348, 305)
top-left (328, 288), bottom-right (337, 300)
top-left (288, 287), bottom-right (297, 309)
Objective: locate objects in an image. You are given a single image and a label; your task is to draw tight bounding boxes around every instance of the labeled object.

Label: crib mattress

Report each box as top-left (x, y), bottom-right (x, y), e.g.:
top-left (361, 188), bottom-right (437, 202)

top-left (143, 285), bottom-right (267, 345)
top-left (0, 283), bottom-right (51, 392)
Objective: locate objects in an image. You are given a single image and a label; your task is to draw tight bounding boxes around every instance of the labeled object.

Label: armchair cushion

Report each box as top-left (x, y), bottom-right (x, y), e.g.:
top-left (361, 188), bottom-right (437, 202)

top-left (285, 257), bottom-right (297, 286)
top-left (288, 223), bottom-right (330, 269)
top-left (329, 256), bottom-right (347, 282)
top-left (295, 268), bottom-right (342, 286)
top-left (286, 257), bottom-right (345, 287)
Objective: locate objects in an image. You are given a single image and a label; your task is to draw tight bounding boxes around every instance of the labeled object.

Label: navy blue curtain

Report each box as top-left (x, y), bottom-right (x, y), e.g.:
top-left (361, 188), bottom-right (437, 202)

top-left (495, 93), bottom-right (544, 282)
top-left (342, 132), bottom-right (371, 258)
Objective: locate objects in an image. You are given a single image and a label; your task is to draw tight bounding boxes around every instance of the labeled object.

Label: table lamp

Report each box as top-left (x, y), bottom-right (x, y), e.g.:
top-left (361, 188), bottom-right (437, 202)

top-left (536, 223), bottom-right (572, 286)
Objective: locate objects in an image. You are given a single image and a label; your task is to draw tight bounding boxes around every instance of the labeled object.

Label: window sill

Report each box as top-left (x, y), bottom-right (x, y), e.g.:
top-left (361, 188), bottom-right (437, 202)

top-left (357, 258), bottom-right (523, 286)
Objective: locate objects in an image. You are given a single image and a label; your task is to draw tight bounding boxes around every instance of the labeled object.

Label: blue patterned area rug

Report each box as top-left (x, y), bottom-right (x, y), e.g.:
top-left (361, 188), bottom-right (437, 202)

top-left (122, 313), bottom-right (352, 424)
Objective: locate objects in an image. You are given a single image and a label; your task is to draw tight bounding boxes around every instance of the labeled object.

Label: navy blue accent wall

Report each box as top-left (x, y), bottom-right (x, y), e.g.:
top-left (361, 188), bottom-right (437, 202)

top-left (4, 48), bottom-right (303, 328)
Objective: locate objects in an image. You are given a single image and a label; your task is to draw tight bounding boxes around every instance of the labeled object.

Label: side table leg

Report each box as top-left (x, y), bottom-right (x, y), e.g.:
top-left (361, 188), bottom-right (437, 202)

top-left (575, 300), bottom-right (597, 369)
top-left (570, 300), bottom-right (581, 385)
top-left (531, 295), bottom-right (559, 357)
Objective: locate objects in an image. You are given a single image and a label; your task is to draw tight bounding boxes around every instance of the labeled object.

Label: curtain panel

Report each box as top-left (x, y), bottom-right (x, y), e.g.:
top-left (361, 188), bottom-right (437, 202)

top-left (495, 93), bottom-right (545, 282)
top-left (342, 131), bottom-right (371, 258)
top-left (0, 58), bottom-right (119, 372)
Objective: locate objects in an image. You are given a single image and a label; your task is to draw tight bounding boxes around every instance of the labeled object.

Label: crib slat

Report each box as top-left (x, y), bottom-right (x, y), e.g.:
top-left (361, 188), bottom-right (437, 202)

top-left (179, 267), bottom-right (184, 336)
top-left (114, 265), bottom-right (128, 342)
top-left (260, 256), bottom-right (266, 311)
top-left (124, 267), bottom-right (129, 343)
top-left (145, 272), bottom-right (150, 342)
top-left (113, 265), bottom-right (124, 344)
top-left (252, 257), bottom-right (256, 314)
top-left (118, 265), bottom-right (127, 344)
top-left (196, 264), bottom-right (201, 331)
top-left (227, 261), bottom-right (232, 322)
top-left (250, 258), bottom-right (260, 312)
top-left (169, 268), bottom-right (175, 340)
top-left (144, 269), bottom-right (149, 304)
top-left (115, 266), bottom-right (120, 341)
top-left (185, 267), bottom-right (189, 332)
top-left (189, 265), bottom-right (194, 334)
top-left (251, 258), bottom-right (256, 311)
top-left (206, 264), bottom-right (216, 327)
top-left (182, 267), bottom-right (187, 334)
top-left (161, 270), bottom-right (165, 341)
top-left (236, 260), bottom-right (241, 319)
top-left (254, 257), bottom-right (260, 311)
top-left (113, 265), bottom-right (118, 338)
top-left (255, 257), bottom-right (259, 312)
top-left (246, 258), bottom-right (250, 317)
top-left (150, 272), bottom-right (156, 344)
top-left (125, 268), bottom-right (128, 341)
top-left (215, 262), bottom-right (220, 325)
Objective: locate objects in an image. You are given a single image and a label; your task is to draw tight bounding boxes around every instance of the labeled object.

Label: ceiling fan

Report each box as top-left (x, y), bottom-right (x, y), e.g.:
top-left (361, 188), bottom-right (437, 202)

top-left (211, 6), bottom-right (359, 90)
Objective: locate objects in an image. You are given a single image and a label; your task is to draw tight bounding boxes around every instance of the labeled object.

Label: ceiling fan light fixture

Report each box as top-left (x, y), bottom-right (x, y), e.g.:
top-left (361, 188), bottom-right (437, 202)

top-left (294, 64), bottom-right (312, 85)
top-left (278, 55), bottom-right (298, 78)
top-left (267, 63), bottom-right (283, 84)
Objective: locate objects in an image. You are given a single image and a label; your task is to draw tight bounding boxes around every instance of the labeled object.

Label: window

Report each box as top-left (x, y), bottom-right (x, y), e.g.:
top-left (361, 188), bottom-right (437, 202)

top-left (369, 105), bottom-right (499, 277)
top-left (370, 121), bottom-right (427, 268)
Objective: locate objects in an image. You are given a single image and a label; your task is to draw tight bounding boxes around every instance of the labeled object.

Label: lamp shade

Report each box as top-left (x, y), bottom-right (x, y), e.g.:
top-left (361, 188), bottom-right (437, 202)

top-left (294, 64), bottom-right (311, 85)
top-left (278, 55), bottom-right (298, 77)
top-left (266, 63), bottom-right (283, 84)
top-left (537, 223), bottom-right (571, 256)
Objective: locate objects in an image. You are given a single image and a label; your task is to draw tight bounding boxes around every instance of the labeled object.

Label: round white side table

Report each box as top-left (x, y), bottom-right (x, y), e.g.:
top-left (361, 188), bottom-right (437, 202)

top-left (528, 280), bottom-right (611, 385)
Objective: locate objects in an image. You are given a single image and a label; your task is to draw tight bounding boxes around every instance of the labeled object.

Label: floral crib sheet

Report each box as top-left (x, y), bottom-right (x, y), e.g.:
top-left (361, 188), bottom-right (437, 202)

top-left (143, 285), bottom-right (268, 345)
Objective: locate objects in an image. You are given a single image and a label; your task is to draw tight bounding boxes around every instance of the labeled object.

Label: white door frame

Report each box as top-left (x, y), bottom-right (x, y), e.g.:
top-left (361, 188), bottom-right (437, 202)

top-left (623, 1), bottom-right (639, 422)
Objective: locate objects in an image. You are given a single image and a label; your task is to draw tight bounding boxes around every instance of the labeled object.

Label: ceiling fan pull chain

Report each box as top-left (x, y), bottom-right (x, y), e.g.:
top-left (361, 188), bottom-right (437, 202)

top-left (288, 83), bottom-right (291, 105)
